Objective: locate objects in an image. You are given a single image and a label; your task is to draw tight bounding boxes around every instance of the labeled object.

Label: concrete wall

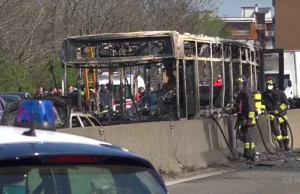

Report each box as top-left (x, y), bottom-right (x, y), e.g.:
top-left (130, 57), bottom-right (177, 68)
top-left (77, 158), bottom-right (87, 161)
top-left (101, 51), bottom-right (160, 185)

top-left (58, 114), bottom-right (277, 173)
top-left (59, 119), bottom-right (231, 172)
top-left (286, 110), bottom-right (300, 149)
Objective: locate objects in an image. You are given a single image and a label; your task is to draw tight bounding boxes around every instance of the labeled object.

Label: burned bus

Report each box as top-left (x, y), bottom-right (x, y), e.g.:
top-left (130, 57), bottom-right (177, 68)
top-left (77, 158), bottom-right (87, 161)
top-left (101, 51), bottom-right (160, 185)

top-left (61, 31), bottom-right (259, 121)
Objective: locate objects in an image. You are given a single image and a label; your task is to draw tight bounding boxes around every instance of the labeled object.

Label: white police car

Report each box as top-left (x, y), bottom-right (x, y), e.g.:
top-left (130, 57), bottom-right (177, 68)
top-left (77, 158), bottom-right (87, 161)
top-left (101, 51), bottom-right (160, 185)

top-left (0, 99), bottom-right (168, 194)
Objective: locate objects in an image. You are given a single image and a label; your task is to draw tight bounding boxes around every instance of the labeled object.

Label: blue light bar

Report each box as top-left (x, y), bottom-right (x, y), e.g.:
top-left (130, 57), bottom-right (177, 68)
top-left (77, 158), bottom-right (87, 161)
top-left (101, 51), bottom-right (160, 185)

top-left (14, 100), bottom-right (55, 131)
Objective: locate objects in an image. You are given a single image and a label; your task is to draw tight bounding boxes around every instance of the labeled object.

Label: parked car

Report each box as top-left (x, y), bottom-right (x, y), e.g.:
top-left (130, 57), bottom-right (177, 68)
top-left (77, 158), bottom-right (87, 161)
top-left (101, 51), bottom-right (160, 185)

top-left (1, 95), bottom-right (71, 129)
top-left (0, 94), bottom-right (22, 104)
top-left (0, 95), bottom-right (102, 129)
top-left (70, 112), bottom-right (102, 128)
top-left (0, 99), bottom-right (168, 194)
top-left (0, 92), bottom-right (30, 99)
top-left (0, 97), bottom-right (6, 121)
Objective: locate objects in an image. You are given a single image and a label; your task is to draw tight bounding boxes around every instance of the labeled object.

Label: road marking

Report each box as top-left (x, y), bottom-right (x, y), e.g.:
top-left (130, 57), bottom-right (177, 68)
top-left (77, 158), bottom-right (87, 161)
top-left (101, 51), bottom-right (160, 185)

top-left (165, 169), bottom-right (237, 186)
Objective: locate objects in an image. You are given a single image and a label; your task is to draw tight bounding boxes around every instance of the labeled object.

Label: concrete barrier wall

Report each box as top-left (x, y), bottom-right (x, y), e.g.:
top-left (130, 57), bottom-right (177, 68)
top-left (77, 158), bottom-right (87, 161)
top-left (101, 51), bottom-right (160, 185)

top-left (57, 110), bottom-right (300, 173)
top-left (58, 119), bottom-right (232, 172)
top-left (253, 116), bottom-right (276, 153)
top-left (287, 109), bottom-right (300, 149)
top-left (58, 114), bottom-right (277, 173)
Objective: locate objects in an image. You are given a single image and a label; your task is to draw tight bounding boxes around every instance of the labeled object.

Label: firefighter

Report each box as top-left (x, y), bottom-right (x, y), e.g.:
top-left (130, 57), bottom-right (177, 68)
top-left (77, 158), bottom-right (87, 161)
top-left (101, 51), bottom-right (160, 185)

top-left (225, 75), bottom-right (257, 161)
top-left (262, 76), bottom-right (290, 151)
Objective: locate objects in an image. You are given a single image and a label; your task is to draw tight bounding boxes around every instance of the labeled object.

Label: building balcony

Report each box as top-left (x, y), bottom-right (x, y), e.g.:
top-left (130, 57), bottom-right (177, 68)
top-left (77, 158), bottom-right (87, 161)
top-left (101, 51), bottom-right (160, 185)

top-left (265, 31), bottom-right (274, 37)
top-left (231, 30), bottom-right (251, 37)
top-left (266, 45), bottom-right (274, 49)
top-left (255, 24), bottom-right (265, 30)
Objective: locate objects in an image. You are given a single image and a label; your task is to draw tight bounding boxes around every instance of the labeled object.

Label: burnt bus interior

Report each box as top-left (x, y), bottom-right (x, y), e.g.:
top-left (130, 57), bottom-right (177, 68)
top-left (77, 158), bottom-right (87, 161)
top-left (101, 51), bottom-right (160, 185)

top-left (176, 40), bottom-right (259, 119)
top-left (61, 32), bottom-right (259, 123)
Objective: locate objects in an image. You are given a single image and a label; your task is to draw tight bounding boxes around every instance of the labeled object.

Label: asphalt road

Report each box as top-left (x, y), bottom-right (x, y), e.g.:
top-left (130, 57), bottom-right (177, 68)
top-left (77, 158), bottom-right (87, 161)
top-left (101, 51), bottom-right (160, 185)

top-left (168, 151), bottom-right (300, 194)
top-left (168, 169), bottom-right (300, 194)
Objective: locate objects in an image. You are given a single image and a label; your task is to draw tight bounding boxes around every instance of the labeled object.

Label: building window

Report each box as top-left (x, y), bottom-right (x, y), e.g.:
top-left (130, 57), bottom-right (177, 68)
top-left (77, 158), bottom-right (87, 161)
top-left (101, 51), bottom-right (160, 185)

top-left (266, 23), bottom-right (273, 31)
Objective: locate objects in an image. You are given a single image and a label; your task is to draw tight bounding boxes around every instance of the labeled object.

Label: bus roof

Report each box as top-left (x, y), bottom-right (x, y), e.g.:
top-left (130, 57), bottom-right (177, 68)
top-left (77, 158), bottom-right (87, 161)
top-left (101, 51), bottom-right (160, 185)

top-left (64, 30), bottom-right (255, 47)
top-left (65, 31), bottom-right (178, 41)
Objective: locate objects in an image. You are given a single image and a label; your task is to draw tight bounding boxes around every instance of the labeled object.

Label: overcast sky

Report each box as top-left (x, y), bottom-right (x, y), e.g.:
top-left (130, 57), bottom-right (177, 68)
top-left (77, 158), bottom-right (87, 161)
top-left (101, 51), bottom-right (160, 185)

top-left (217, 0), bottom-right (272, 17)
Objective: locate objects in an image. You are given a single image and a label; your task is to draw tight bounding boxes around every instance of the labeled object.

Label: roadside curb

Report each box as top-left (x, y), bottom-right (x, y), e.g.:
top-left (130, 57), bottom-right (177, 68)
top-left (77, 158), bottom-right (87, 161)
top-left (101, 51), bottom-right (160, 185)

top-left (165, 169), bottom-right (237, 186)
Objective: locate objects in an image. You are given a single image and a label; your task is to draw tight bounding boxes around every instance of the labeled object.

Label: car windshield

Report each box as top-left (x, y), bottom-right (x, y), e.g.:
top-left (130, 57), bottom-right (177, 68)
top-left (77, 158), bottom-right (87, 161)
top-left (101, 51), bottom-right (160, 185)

top-left (0, 165), bottom-right (166, 194)
top-left (0, 96), bottom-right (18, 103)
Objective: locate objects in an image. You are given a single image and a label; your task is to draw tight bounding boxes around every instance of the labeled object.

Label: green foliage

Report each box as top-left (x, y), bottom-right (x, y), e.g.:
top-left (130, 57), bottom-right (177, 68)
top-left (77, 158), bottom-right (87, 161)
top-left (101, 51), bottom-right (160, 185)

top-left (0, 62), bottom-right (77, 93)
top-left (0, 64), bottom-right (31, 92)
top-left (190, 14), bottom-right (232, 38)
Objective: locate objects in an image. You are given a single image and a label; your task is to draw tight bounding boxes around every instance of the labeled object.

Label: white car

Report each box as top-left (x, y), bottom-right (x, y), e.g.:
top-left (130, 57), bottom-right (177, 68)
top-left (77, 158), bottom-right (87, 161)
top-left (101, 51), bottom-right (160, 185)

top-left (70, 112), bottom-right (102, 128)
top-left (0, 99), bottom-right (168, 194)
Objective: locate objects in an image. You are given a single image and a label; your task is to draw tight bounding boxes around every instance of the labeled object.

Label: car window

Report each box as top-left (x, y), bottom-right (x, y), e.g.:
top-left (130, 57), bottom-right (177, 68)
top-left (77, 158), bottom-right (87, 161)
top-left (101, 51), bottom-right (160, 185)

top-left (0, 96), bottom-right (17, 103)
top-left (89, 117), bottom-right (101, 126)
top-left (71, 116), bottom-right (81, 128)
top-left (0, 101), bottom-right (5, 111)
top-left (80, 116), bottom-right (93, 127)
top-left (0, 165), bottom-right (166, 194)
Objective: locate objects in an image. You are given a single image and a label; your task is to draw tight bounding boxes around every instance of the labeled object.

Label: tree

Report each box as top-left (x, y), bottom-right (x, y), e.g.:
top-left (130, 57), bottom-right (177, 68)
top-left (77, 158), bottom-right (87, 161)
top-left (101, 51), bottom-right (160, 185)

top-left (0, 0), bottom-right (221, 93)
top-left (187, 13), bottom-right (232, 38)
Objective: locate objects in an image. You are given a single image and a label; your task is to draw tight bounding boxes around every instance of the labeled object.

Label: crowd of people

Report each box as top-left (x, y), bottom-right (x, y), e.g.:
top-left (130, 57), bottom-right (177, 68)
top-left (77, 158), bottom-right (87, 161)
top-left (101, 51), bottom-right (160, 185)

top-left (34, 84), bottom-right (149, 110)
top-left (34, 86), bottom-right (63, 97)
top-left (33, 83), bottom-right (155, 113)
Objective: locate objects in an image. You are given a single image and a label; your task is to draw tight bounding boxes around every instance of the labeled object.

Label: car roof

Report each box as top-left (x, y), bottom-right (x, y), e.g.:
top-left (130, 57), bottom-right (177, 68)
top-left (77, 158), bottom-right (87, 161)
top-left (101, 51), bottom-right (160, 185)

top-left (0, 126), bottom-right (112, 146)
top-left (0, 94), bottom-right (22, 98)
top-left (0, 127), bottom-right (163, 188)
top-left (0, 126), bottom-right (154, 162)
top-left (0, 92), bottom-right (30, 98)
top-left (0, 92), bottom-right (29, 95)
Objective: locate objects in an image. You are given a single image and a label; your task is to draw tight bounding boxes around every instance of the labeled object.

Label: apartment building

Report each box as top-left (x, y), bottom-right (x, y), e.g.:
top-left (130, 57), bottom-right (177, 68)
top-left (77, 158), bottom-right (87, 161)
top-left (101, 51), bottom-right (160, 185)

top-left (221, 6), bottom-right (274, 49)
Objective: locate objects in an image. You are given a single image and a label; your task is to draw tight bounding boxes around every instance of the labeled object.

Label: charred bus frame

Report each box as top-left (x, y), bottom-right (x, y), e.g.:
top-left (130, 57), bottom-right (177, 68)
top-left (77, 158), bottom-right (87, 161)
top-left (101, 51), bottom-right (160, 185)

top-left (61, 31), bottom-right (259, 121)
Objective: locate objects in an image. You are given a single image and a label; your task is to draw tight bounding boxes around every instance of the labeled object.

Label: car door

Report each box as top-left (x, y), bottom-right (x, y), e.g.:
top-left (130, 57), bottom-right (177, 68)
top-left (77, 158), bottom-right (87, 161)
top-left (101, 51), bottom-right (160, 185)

top-left (79, 116), bottom-right (94, 127)
top-left (88, 116), bottom-right (102, 126)
top-left (71, 115), bottom-right (83, 128)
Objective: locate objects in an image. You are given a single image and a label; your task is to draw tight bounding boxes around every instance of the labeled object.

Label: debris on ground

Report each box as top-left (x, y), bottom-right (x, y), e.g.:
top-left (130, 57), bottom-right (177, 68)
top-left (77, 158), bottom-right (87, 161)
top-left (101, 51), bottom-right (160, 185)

top-left (162, 149), bottom-right (300, 182)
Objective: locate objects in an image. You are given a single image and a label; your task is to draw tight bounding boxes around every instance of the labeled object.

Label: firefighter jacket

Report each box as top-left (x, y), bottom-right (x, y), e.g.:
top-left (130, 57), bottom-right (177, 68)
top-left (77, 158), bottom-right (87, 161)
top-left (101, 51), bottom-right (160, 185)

top-left (262, 88), bottom-right (288, 117)
top-left (228, 88), bottom-right (257, 126)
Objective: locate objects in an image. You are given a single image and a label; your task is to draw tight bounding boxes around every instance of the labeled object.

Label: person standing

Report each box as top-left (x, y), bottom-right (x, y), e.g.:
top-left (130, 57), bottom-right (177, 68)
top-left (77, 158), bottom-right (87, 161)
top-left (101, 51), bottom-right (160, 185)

top-left (262, 77), bottom-right (290, 151)
top-left (224, 75), bottom-right (257, 161)
top-left (99, 84), bottom-right (109, 111)
top-left (213, 74), bottom-right (223, 87)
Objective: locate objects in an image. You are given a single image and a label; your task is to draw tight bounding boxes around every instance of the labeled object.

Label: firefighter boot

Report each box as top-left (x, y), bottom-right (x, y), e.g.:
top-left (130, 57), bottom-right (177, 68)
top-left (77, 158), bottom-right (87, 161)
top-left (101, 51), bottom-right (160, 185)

top-left (243, 149), bottom-right (251, 161)
top-left (251, 148), bottom-right (256, 162)
top-left (283, 139), bottom-right (290, 151)
top-left (278, 140), bottom-right (285, 151)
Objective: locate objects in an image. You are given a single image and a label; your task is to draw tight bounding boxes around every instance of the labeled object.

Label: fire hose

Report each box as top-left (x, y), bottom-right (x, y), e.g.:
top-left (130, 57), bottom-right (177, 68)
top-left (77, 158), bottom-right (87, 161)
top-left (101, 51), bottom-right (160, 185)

top-left (202, 105), bottom-right (235, 158)
top-left (254, 116), bottom-right (273, 154)
top-left (202, 102), bottom-right (276, 158)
